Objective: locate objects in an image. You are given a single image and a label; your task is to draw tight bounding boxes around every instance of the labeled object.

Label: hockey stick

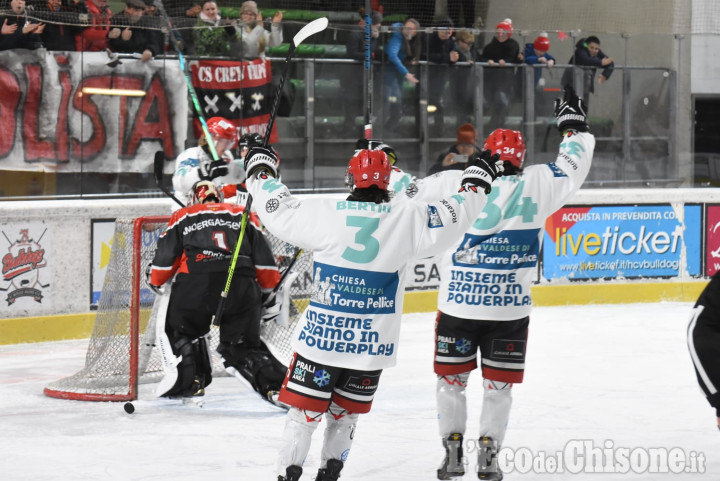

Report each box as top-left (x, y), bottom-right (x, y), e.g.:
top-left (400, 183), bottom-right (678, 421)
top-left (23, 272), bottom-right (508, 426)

top-left (154, 0), bottom-right (220, 162)
top-left (213, 18), bottom-right (329, 327)
top-left (363, 0), bottom-right (373, 139)
top-left (153, 150), bottom-right (185, 208)
top-left (263, 16), bottom-right (329, 147)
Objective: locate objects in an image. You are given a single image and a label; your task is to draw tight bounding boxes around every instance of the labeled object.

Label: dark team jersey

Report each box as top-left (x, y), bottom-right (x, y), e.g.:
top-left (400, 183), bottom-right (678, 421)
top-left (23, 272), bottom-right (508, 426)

top-left (150, 202), bottom-right (280, 291)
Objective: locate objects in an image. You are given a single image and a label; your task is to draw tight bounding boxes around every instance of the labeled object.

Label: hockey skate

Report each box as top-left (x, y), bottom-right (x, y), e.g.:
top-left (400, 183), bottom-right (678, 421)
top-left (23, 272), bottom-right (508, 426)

top-left (477, 437), bottom-right (502, 480)
top-left (315, 459), bottom-right (343, 481)
top-left (437, 433), bottom-right (465, 480)
top-left (278, 465), bottom-right (302, 481)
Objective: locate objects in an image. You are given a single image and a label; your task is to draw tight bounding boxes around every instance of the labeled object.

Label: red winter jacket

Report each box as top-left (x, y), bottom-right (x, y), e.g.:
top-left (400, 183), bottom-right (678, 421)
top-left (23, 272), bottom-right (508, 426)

top-left (77, 0), bottom-right (112, 51)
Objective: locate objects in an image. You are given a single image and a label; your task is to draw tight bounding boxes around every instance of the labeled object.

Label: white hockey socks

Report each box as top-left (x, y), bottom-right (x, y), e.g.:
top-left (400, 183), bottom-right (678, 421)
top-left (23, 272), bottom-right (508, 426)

top-left (320, 402), bottom-right (358, 468)
top-left (276, 406), bottom-right (323, 476)
top-left (436, 373), bottom-right (470, 437)
top-left (478, 378), bottom-right (513, 446)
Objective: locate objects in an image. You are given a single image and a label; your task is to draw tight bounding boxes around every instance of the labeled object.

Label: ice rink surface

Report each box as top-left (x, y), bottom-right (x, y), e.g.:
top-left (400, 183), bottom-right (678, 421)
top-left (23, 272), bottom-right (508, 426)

top-left (1, 302), bottom-right (718, 481)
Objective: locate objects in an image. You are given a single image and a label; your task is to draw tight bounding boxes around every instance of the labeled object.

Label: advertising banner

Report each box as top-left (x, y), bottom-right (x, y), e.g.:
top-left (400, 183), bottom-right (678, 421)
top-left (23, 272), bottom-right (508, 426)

top-left (0, 222), bottom-right (52, 310)
top-left (706, 205), bottom-right (720, 276)
top-left (90, 220), bottom-right (116, 306)
top-left (543, 205), bottom-right (701, 280)
top-left (0, 50), bottom-right (187, 173)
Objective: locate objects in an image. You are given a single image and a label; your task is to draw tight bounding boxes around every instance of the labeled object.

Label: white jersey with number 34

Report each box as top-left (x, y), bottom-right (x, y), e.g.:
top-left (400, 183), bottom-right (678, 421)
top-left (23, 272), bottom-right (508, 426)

top-left (435, 132), bottom-right (595, 321)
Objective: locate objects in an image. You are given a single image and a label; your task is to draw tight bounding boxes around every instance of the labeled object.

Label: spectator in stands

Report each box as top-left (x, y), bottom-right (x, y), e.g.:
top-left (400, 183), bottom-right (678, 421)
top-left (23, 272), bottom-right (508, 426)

top-left (229, 0), bottom-right (282, 60)
top-left (425, 17), bottom-right (458, 132)
top-left (479, 18), bottom-right (522, 131)
top-left (383, 17), bottom-right (421, 135)
top-left (79, 0), bottom-right (112, 51)
top-left (192, 0), bottom-right (234, 57)
top-left (107, 0), bottom-right (162, 62)
top-left (561, 35), bottom-right (614, 108)
top-left (451, 29), bottom-right (479, 122)
top-left (142, 0), bottom-right (165, 54)
top-left (0, 0), bottom-right (45, 51)
top-left (524, 32), bottom-right (555, 87)
top-left (427, 122), bottom-right (479, 174)
top-left (341, 8), bottom-right (383, 133)
top-left (37, 0), bottom-right (86, 51)
top-left (163, 0), bottom-right (201, 53)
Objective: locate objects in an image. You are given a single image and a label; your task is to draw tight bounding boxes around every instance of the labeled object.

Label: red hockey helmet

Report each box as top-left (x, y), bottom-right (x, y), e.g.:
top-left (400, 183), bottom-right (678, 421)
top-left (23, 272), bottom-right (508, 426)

top-left (482, 128), bottom-right (526, 170)
top-left (206, 117), bottom-right (238, 150)
top-left (191, 180), bottom-right (223, 205)
top-left (345, 149), bottom-right (391, 191)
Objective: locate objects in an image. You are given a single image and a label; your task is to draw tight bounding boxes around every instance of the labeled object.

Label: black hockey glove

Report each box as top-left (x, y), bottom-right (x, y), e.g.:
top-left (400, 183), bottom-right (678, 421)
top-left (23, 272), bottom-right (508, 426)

top-left (199, 159), bottom-right (229, 181)
top-left (244, 146), bottom-right (278, 179)
top-left (461, 150), bottom-right (503, 194)
top-left (554, 85), bottom-right (589, 134)
top-left (144, 263), bottom-right (165, 295)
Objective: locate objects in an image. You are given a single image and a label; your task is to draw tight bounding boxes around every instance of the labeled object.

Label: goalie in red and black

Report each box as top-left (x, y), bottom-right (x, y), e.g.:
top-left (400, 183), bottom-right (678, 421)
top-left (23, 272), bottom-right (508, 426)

top-left (148, 180), bottom-right (286, 405)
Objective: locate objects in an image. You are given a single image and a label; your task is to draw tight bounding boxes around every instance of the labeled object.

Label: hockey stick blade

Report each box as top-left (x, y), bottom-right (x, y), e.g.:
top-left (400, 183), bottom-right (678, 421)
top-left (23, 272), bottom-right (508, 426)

top-left (153, 150), bottom-right (184, 208)
top-left (264, 17), bottom-right (329, 146)
top-left (292, 17), bottom-right (329, 50)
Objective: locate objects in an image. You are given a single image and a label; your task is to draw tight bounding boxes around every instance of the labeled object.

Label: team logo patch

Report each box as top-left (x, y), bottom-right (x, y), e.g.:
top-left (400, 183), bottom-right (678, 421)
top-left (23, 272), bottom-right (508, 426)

top-left (427, 205), bottom-right (444, 228)
top-left (266, 198), bottom-right (279, 213)
top-left (405, 183), bottom-right (419, 198)
top-left (313, 369), bottom-right (331, 387)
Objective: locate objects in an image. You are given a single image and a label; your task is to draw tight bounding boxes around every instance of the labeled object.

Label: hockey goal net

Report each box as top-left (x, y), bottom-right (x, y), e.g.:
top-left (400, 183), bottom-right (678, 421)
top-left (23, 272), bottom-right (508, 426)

top-left (44, 216), bottom-right (312, 402)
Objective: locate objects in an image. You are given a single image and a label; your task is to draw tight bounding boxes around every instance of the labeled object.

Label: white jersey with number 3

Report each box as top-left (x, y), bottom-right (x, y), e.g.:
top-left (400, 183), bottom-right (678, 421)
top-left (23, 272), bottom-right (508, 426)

top-left (246, 173), bottom-right (489, 370)
top-left (435, 131), bottom-right (595, 321)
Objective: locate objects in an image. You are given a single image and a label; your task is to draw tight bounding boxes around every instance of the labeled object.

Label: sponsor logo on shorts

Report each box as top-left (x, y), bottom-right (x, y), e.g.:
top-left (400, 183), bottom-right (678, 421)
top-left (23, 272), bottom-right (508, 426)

top-left (491, 339), bottom-right (526, 361)
top-left (455, 337), bottom-right (472, 355)
top-left (437, 335), bottom-right (454, 353)
top-left (313, 369), bottom-right (331, 387)
top-left (342, 374), bottom-right (380, 395)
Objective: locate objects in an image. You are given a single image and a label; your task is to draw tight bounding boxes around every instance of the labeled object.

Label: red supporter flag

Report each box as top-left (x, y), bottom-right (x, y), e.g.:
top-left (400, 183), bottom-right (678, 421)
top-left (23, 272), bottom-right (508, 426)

top-left (189, 58), bottom-right (278, 144)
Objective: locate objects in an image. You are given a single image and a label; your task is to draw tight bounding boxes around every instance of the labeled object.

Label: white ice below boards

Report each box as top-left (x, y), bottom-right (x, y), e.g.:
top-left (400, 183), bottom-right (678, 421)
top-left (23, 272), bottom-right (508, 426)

top-left (1, 303), bottom-right (717, 480)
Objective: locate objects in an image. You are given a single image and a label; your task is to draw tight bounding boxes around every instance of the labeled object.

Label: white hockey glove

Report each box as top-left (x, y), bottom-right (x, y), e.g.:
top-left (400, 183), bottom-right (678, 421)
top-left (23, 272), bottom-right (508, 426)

top-left (199, 159), bottom-right (229, 181)
top-left (554, 85), bottom-right (589, 134)
top-left (260, 290), bottom-right (282, 323)
top-left (244, 146), bottom-right (278, 179)
top-left (461, 150), bottom-right (504, 194)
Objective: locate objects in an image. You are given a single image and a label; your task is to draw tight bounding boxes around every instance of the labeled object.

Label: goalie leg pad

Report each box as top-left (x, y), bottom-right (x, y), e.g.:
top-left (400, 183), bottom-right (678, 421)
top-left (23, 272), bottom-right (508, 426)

top-left (159, 334), bottom-right (213, 398)
top-left (437, 372), bottom-right (470, 437)
top-left (276, 406), bottom-right (323, 477)
top-left (320, 402), bottom-right (358, 468)
top-left (478, 378), bottom-right (513, 447)
top-left (218, 342), bottom-right (286, 398)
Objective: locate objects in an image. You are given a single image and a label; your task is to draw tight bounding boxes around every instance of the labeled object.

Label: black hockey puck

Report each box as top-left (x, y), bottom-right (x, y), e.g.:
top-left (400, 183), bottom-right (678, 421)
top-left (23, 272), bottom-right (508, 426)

top-left (123, 402), bottom-right (135, 414)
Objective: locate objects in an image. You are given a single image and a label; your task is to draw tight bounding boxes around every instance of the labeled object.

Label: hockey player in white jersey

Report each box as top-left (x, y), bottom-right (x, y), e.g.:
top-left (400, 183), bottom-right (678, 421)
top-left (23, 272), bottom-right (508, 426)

top-left (171, 117), bottom-right (241, 206)
top-left (432, 85), bottom-right (595, 480)
top-left (242, 144), bottom-right (504, 481)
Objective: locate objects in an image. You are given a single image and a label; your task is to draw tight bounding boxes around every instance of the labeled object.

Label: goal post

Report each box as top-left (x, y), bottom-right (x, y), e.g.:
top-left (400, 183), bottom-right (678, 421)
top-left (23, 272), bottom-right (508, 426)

top-left (44, 215), bottom-right (310, 402)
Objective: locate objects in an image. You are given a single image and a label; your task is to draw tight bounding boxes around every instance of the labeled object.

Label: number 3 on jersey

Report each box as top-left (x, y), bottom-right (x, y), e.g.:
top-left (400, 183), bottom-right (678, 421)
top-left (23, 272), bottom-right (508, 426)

top-left (342, 216), bottom-right (380, 263)
top-left (473, 181), bottom-right (538, 230)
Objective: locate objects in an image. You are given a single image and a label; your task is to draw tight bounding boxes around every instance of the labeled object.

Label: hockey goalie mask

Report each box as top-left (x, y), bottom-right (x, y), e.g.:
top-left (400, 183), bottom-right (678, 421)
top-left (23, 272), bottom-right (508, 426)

top-left (206, 117), bottom-right (238, 157)
top-left (191, 180), bottom-right (223, 205)
top-left (345, 149), bottom-right (391, 192)
top-left (482, 128), bottom-right (526, 171)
